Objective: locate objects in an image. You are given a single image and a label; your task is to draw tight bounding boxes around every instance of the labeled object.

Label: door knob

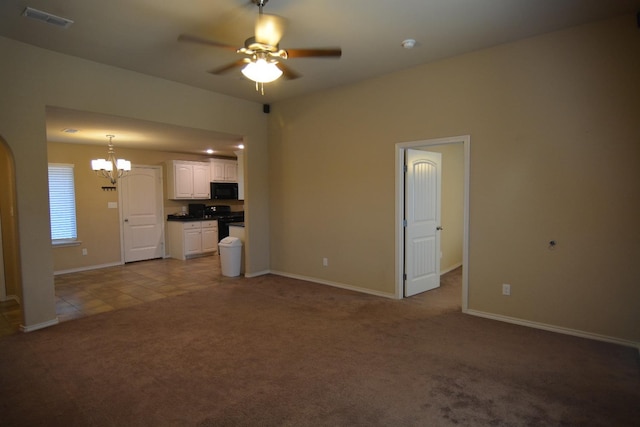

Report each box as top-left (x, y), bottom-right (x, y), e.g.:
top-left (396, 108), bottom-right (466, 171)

top-left (436, 226), bottom-right (443, 231)
top-left (124, 219), bottom-right (129, 222)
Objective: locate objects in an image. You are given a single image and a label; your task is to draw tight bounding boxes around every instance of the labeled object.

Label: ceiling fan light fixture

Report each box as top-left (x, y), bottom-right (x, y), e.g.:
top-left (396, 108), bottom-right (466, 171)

top-left (241, 58), bottom-right (283, 83)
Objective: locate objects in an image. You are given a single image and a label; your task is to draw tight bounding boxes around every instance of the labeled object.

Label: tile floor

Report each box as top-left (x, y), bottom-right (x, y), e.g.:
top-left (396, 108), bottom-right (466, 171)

top-left (0, 255), bottom-right (223, 337)
top-left (1, 258), bottom-right (463, 339)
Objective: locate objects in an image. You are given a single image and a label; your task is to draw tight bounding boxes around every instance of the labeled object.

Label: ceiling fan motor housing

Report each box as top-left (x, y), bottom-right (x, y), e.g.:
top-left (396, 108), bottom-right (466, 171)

top-left (244, 37), bottom-right (278, 52)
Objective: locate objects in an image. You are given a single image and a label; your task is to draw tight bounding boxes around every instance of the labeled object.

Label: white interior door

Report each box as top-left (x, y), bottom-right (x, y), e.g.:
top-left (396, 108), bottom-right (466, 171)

top-left (405, 149), bottom-right (442, 296)
top-left (120, 165), bottom-right (164, 263)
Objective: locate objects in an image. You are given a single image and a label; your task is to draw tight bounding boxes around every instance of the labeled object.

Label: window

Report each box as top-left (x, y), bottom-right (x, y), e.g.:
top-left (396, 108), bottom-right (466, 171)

top-left (48, 163), bottom-right (78, 244)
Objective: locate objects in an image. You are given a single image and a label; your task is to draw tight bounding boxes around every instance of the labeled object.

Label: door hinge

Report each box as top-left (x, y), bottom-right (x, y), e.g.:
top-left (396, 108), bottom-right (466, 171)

top-left (403, 164), bottom-right (408, 173)
top-left (403, 219), bottom-right (407, 227)
top-left (403, 273), bottom-right (407, 281)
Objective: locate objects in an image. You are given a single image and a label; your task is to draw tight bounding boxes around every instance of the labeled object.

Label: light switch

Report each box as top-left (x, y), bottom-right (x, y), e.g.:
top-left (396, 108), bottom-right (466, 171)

top-left (108, 202), bottom-right (118, 209)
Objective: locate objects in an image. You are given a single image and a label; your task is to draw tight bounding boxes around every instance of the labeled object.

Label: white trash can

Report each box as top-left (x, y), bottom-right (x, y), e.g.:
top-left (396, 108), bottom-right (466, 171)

top-left (218, 237), bottom-right (242, 277)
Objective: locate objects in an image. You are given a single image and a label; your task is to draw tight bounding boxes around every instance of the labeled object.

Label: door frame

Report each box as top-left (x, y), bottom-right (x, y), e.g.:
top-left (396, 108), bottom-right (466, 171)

top-left (395, 135), bottom-right (470, 310)
top-left (0, 218), bottom-right (6, 301)
top-left (118, 164), bottom-right (165, 263)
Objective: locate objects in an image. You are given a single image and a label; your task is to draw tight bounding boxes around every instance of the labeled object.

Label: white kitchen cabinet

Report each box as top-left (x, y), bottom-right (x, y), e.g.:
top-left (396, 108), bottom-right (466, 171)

top-left (192, 163), bottom-right (211, 198)
top-left (167, 220), bottom-right (218, 260)
top-left (166, 160), bottom-right (211, 199)
top-left (183, 224), bottom-right (202, 256)
top-left (210, 158), bottom-right (237, 182)
top-left (201, 221), bottom-right (218, 252)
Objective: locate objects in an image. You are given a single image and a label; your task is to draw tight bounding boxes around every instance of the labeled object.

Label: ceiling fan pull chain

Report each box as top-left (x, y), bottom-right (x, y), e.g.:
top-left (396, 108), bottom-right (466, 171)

top-left (254, 81), bottom-right (265, 95)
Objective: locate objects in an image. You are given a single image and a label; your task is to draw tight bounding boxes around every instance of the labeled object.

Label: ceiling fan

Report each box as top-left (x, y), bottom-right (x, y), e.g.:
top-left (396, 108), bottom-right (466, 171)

top-left (178, 0), bottom-right (342, 93)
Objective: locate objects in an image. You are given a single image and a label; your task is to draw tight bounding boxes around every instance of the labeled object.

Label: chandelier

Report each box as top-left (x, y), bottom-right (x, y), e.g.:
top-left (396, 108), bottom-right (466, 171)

top-left (91, 135), bottom-right (131, 185)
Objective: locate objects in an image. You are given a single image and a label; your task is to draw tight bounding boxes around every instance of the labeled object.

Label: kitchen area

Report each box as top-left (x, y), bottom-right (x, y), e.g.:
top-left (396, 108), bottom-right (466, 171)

top-left (164, 155), bottom-right (245, 275)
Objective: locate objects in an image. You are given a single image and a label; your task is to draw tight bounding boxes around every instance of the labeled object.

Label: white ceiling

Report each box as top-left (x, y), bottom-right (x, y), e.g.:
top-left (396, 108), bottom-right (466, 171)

top-left (2, 0), bottom-right (638, 154)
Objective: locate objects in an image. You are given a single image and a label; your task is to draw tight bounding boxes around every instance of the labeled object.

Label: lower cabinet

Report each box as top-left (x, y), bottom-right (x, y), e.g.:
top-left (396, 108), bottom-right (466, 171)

top-left (201, 222), bottom-right (218, 253)
top-left (168, 220), bottom-right (218, 260)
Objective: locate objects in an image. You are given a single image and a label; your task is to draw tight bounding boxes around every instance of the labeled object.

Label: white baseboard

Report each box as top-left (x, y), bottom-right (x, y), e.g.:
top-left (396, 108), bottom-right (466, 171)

top-left (244, 269), bottom-right (271, 278)
top-left (270, 270), bottom-right (396, 299)
top-left (54, 262), bottom-right (123, 276)
top-left (19, 317), bottom-right (59, 333)
top-left (1, 294), bottom-right (20, 304)
top-left (441, 262), bottom-right (463, 275)
top-left (464, 309), bottom-right (640, 351)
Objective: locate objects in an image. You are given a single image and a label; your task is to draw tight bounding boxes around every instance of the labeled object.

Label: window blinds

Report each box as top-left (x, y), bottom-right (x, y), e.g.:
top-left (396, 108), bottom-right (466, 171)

top-left (48, 163), bottom-right (77, 241)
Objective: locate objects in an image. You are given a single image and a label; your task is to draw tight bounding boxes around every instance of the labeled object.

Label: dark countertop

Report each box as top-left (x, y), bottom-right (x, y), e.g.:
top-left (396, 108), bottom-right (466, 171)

top-left (228, 222), bottom-right (245, 227)
top-left (167, 215), bottom-right (219, 222)
top-left (167, 211), bottom-right (244, 222)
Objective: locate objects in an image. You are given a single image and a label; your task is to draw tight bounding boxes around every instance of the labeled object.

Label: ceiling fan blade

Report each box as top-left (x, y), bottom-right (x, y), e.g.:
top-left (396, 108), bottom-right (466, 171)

top-left (275, 62), bottom-right (301, 80)
top-left (209, 59), bottom-right (249, 75)
top-left (285, 48), bottom-right (342, 58)
top-left (178, 34), bottom-right (239, 52)
top-left (255, 13), bottom-right (287, 46)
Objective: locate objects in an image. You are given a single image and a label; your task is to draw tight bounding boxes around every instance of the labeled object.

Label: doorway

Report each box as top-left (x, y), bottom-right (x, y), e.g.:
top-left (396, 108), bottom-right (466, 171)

top-left (0, 135), bottom-right (23, 333)
top-left (395, 136), bottom-right (470, 309)
top-left (0, 136), bottom-right (21, 303)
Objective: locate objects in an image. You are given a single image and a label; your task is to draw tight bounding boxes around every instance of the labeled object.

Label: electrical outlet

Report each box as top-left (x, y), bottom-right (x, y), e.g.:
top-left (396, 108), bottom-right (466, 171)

top-left (502, 283), bottom-right (511, 296)
top-left (322, 257), bottom-right (328, 267)
top-left (82, 248), bottom-right (88, 256)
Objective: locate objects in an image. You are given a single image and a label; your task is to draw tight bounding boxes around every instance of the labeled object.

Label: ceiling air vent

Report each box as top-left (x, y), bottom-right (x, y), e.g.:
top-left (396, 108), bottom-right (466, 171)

top-left (22, 7), bottom-right (74, 29)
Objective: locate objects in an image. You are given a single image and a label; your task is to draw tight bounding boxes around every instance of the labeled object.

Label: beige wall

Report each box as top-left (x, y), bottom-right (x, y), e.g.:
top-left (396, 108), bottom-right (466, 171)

top-left (269, 15), bottom-right (640, 343)
top-left (47, 142), bottom-right (244, 272)
top-left (0, 37), bottom-right (269, 329)
top-left (1, 15), bottom-right (638, 344)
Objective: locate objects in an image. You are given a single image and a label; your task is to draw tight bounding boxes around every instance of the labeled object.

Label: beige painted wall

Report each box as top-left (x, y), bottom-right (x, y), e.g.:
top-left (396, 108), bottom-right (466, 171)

top-left (0, 37), bottom-right (269, 329)
top-left (269, 15), bottom-right (640, 343)
top-left (47, 142), bottom-right (244, 272)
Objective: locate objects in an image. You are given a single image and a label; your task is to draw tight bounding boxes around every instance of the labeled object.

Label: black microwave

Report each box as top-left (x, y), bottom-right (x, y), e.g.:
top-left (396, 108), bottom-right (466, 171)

top-left (210, 182), bottom-right (238, 200)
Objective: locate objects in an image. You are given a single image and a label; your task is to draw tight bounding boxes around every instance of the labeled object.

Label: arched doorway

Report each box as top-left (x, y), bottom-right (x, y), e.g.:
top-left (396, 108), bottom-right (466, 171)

top-left (0, 135), bottom-right (24, 332)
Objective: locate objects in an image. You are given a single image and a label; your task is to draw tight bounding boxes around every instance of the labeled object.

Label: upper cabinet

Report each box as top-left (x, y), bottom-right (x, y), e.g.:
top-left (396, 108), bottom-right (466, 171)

top-left (210, 158), bottom-right (237, 183)
top-left (166, 160), bottom-right (211, 199)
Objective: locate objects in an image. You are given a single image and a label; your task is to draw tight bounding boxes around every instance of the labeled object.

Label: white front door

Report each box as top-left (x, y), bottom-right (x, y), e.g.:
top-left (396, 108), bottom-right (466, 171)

top-left (120, 166), bottom-right (164, 263)
top-left (405, 149), bottom-right (442, 296)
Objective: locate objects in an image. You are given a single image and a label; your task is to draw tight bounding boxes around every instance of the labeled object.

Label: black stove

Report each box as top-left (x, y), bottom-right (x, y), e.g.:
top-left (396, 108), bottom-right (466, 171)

top-left (201, 204), bottom-right (241, 220)
top-left (206, 206), bottom-right (243, 240)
